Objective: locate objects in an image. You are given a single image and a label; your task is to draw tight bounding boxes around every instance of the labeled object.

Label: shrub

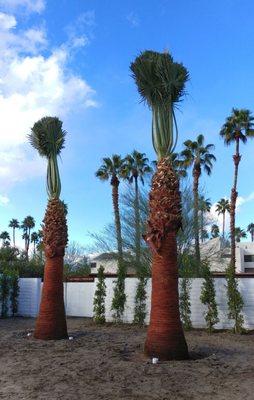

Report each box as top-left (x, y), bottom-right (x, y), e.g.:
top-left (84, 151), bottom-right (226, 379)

top-left (0, 272), bottom-right (10, 318)
top-left (226, 264), bottom-right (244, 334)
top-left (9, 270), bottom-right (19, 316)
top-left (133, 276), bottom-right (147, 325)
top-left (200, 262), bottom-right (219, 333)
top-left (111, 260), bottom-right (126, 322)
top-left (179, 274), bottom-right (192, 330)
top-left (93, 266), bottom-right (106, 324)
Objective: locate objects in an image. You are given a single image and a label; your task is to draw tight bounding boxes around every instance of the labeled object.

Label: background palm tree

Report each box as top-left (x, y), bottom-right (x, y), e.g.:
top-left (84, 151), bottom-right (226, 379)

top-left (247, 223), bottom-right (254, 242)
top-left (220, 108), bottom-right (254, 268)
top-left (21, 216), bottom-right (35, 256)
top-left (29, 116), bottom-right (68, 340)
top-left (199, 196), bottom-right (211, 242)
top-left (8, 219), bottom-right (19, 247)
top-left (0, 231), bottom-right (10, 246)
top-left (131, 50), bottom-right (189, 360)
top-left (96, 155), bottom-right (125, 262)
top-left (211, 224), bottom-right (220, 238)
top-left (180, 134), bottom-right (216, 265)
top-left (122, 150), bottom-right (152, 269)
top-left (31, 232), bottom-right (39, 255)
top-left (234, 227), bottom-right (247, 242)
top-left (216, 198), bottom-right (230, 239)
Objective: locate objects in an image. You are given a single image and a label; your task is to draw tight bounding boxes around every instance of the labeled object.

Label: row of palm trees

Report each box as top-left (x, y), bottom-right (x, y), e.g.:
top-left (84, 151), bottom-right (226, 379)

top-left (0, 217), bottom-right (42, 255)
top-left (95, 151), bottom-right (152, 270)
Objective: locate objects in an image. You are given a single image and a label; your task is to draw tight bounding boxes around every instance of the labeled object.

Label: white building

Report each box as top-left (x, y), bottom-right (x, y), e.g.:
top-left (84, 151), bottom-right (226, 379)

top-left (89, 252), bottom-right (136, 275)
top-left (200, 237), bottom-right (254, 273)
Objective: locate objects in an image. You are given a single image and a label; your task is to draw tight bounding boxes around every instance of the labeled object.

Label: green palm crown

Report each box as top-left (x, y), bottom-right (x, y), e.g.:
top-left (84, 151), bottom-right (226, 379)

top-left (130, 50), bottom-right (189, 160)
top-left (28, 116), bottom-right (66, 199)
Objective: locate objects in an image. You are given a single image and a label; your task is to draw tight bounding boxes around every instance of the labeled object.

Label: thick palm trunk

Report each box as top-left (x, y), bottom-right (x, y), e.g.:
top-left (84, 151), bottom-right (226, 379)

top-left (34, 199), bottom-right (68, 340)
top-left (230, 138), bottom-right (240, 269)
top-left (134, 176), bottom-right (141, 269)
top-left (144, 158), bottom-right (188, 360)
top-left (193, 165), bottom-right (201, 267)
top-left (111, 177), bottom-right (123, 261)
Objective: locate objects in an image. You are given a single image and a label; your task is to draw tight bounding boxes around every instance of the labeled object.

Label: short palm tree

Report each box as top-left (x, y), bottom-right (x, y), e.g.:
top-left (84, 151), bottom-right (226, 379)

top-left (247, 223), bottom-right (254, 242)
top-left (122, 150), bottom-right (152, 269)
top-left (8, 219), bottom-right (19, 247)
top-left (96, 155), bottom-right (125, 262)
top-left (180, 134), bottom-right (216, 264)
top-left (29, 116), bottom-right (68, 340)
top-left (234, 227), bottom-right (247, 242)
top-left (216, 198), bottom-right (230, 239)
top-left (131, 50), bottom-right (189, 360)
top-left (211, 224), bottom-right (220, 238)
top-left (31, 232), bottom-right (39, 255)
top-left (199, 196), bottom-right (211, 242)
top-left (220, 108), bottom-right (254, 268)
top-left (21, 216), bottom-right (35, 256)
top-left (0, 231), bottom-right (10, 246)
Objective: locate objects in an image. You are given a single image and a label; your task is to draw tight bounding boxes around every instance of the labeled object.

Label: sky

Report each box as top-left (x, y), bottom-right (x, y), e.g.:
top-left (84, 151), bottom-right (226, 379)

top-left (0, 0), bottom-right (254, 249)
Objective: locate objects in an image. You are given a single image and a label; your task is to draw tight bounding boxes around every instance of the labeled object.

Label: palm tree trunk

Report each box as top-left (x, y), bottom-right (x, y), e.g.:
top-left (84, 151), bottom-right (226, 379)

top-left (13, 228), bottom-right (15, 248)
top-left (111, 177), bottom-right (123, 261)
top-left (230, 138), bottom-right (241, 269)
top-left (134, 176), bottom-right (141, 269)
top-left (222, 212), bottom-right (225, 239)
top-left (34, 199), bottom-right (68, 340)
top-left (144, 158), bottom-right (188, 360)
top-left (193, 165), bottom-right (201, 268)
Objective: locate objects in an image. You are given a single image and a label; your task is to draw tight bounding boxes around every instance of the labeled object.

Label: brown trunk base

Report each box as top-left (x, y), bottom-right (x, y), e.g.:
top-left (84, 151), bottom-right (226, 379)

top-left (145, 232), bottom-right (189, 361)
top-left (34, 256), bottom-right (68, 340)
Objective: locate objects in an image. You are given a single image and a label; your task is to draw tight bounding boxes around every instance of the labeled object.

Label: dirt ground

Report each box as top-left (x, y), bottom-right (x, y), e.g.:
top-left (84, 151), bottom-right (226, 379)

top-left (0, 318), bottom-right (254, 400)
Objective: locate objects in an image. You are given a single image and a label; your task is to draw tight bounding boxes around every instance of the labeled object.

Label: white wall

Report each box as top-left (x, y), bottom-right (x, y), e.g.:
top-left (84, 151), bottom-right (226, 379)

top-left (3, 277), bottom-right (254, 330)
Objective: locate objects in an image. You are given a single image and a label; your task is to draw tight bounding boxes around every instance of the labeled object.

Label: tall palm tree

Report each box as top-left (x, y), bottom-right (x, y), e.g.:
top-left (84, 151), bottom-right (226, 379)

top-left (211, 224), bottom-right (220, 238)
top-left (21, 216), bottom-right (35, 256)
top-left (199, 196), bottom-right (211, 242)
top-left (247, 223), bottom-right (254, 242)
top-left (216, 198), bottom-right (230, 239)
top-left (220, 108), bottom-right (254, 268)
top-left (131, 50), bottom-right (189, 360)
top-left (122, 150), bottom-right (152, 269)
top-left (180, 135), bottom-right (216, 264)
top-left (96, 155), bottom-right (125, 262)
top-left (28, 116), bottom-right (68, 340)
top-left (234, 227), bottom-right (247, 242)
top-left (31, 232), bottom-right (39, 255)
top-left (0, 231), bottom-right (10, 246)
top-left (8, 219), bottom-right (19, 247)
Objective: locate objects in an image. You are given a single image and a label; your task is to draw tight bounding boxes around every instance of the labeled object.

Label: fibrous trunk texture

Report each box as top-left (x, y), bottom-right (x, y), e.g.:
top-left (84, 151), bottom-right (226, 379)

top-left (34, 199), bottom-right (68, 340)
top-left (144, 158), bottom-right (189, 360)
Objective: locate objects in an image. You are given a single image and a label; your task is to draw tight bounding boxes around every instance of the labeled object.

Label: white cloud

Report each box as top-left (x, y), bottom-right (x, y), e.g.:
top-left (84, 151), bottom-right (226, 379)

top-left (0, 10), bottom-right (97, 194)
top-left (126, 12), bottom-right (139, 27)
top-left (0, 0), bottom-right (45, 14)
top-left (0, 194), bottom-right (10, 206)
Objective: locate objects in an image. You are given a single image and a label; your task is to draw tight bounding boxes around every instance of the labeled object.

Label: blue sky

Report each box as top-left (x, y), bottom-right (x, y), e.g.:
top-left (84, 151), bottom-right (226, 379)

top-left (1, 0), bottom-right (254, 248)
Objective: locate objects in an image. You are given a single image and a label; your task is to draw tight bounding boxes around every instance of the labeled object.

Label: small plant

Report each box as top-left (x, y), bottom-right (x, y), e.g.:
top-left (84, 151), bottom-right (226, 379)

top-left (200, 262), bottom-right (219, 333)
top-left (179, 270), bottom-right (192, 330)
top-left (111, 260), bottom-right (126, 322)
top-left (93, 265), bottom-right (106, 324)
top-left (9, 270), bottom-right (19, 316)
top-left (0, 272), bottom-right (10, 318)
top-left (226, 264), bottom-right (244, 333)
top-left (133, 275), bottom-right (147, 325)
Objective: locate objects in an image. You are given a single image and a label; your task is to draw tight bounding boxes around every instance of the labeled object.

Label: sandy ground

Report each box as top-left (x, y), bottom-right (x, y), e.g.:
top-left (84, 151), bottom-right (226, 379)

top-left (0, 318), bottom-right (254, 400)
